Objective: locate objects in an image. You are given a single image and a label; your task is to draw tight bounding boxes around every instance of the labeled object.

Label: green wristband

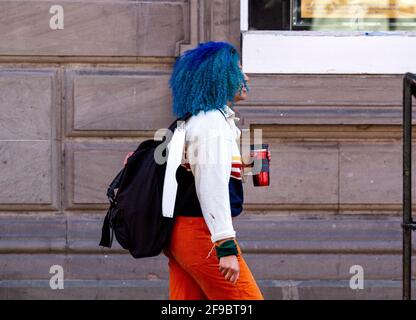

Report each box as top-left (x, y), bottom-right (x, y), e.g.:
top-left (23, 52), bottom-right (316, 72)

top-left (215, 239), bottom-right (239, 259)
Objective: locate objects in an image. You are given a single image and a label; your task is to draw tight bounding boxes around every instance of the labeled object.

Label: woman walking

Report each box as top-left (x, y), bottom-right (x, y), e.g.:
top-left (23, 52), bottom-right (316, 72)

top-left (161, 41), bottom-right (267, 300)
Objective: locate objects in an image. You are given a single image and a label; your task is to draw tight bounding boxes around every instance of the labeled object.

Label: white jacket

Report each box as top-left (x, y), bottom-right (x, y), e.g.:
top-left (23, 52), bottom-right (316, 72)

top-left (162, 105), bottom-right (243, 243)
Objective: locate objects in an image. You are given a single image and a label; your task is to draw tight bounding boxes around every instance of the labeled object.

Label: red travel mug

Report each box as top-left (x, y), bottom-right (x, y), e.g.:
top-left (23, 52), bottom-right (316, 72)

top-left (250, 144), bottom-right (270, 187)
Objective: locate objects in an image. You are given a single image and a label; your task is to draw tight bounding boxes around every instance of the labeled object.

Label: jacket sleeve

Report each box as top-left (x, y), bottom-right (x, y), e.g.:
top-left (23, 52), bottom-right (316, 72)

top-left (187, 130), bottom-right (236, 243)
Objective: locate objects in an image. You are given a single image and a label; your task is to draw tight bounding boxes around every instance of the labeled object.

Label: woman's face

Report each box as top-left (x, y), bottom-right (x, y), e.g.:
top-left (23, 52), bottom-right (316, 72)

top-left (234, 61), bottom-right (250, 102)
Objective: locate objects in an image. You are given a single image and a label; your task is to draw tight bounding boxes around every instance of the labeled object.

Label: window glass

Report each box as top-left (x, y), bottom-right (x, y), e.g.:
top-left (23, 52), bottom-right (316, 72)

top-left (249, 0), bottom-right (416, 31)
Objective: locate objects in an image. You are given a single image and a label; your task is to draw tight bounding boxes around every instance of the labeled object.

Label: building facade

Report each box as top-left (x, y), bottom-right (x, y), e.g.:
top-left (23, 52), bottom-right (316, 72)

top-left (0, 0), bottom-right (415, 299)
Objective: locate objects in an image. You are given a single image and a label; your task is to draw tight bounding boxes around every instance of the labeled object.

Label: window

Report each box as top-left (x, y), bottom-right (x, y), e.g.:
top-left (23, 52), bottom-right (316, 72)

top-left (249, 0), bottom-right (291, 30)
top-left (249, 0), bottom-right (416, 31)
top-left (241, 0), bottom-right (416, 73)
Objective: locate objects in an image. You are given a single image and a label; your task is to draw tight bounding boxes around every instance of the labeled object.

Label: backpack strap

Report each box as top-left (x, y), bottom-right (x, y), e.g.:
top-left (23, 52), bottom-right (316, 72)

top-left (167, 112), bottom-right (193, 132)
top-left (100, 167), bottom-right (125, 248)
top-left (216, 106), bottom-right (228, 120)
top-left (100, 168), bottom-right (124, 248)
top-left (99, 208), bottom-right (113, 248)
top-left (106, 168), bottom-right (124, 204)
top-left (162, 118), bottom-right (189, 218)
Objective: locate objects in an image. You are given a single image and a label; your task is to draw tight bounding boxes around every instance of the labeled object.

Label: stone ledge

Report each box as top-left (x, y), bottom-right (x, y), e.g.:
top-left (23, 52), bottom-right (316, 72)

top-left (0, 215), bottom-right (414, 254)
top-left (238, 107), bottom-right (414, 127)
top-left (1, 280), bottom-right (414, 300)
top-left (1, 253), bottom-right (413, 281)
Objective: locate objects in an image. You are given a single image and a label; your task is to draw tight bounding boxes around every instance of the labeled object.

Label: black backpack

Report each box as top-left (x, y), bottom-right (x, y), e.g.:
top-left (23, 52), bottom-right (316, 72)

top-left (99, 112), bottom-right (193, 258)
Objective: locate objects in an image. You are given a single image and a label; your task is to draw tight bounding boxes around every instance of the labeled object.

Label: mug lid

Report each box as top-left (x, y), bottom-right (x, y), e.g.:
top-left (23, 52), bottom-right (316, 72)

top-left (250, 143), bottom-right (268, 150)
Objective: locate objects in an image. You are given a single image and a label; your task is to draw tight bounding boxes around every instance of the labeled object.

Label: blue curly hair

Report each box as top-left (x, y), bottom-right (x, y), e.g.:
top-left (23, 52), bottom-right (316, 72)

top-left (169, 41), bottom-right (249, 117)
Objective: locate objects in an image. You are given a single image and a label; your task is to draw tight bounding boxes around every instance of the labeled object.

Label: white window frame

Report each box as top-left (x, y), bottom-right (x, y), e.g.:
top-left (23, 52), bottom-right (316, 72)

top-left (240, 0), bottom-right (416, 74)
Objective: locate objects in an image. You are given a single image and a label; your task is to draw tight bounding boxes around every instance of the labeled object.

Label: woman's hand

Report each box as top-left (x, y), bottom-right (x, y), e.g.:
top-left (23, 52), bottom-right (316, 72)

top-left (219, 255), bottom-right (240, 285)
top-left (252, 150), bottom-right (271, 162)
top-left (243, 150), bottom-right (271, 168)
top-left (216, 237), bottom-right (240, 284)
top-left (123, 151), bottom-right (134, 165)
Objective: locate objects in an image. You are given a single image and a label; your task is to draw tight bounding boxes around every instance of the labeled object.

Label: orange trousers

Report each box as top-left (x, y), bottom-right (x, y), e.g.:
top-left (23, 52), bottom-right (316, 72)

top-left (163, 215), bottom-right (264, 300)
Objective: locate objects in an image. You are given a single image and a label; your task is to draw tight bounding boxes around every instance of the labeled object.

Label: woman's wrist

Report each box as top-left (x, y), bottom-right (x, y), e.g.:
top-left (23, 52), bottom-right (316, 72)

top-left (215, 238), bottom-right (239, 259)
top-left (215, 237), bottom-right (235, 246)
top-left (242, 162), bottom-right (254, 168)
